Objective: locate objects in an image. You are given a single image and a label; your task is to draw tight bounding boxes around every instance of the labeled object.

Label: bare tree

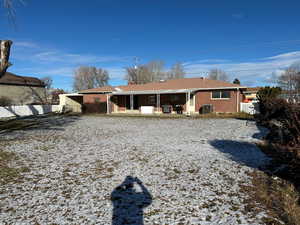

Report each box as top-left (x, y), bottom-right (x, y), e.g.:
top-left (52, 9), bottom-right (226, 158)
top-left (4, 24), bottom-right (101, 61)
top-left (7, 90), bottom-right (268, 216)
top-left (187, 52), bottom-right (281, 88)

top-left (40, 76), bottom-right (53, 103)
top-left (73, 66), bottom-right (109, 91)
top-left (167, 62), bottom-right (185, 80)
top-left (41, 76), bottom-right (53, 89)
top-left (1, 0), bottom-right (25, 24)
top-left (125, 60), bottom-right (166, 84)
top-left (0, 40), bottom-right (13, 78)
top-left (125, 65), bottom-right (152, 84)
top-left (208, 69), bottom-right (229, 81)
top-left (277, 67), bottom-right (300, 102)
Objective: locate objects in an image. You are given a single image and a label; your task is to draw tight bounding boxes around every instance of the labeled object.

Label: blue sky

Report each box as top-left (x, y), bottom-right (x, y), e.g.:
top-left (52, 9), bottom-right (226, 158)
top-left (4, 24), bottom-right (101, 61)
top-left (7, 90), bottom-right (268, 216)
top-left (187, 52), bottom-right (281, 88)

top-left (1, 0), bottom-right (300, 91)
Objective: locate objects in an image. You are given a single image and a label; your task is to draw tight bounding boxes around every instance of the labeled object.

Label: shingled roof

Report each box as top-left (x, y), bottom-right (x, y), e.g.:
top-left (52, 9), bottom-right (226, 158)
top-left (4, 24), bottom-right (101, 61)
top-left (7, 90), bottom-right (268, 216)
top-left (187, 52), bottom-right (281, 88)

top-left (115, 77), bottom-right (244, 92)
top-left (79, 77), bottom-right (246, 94)
top-left (79, 85), bottom-right (116, 93)
top-left (0, 72), bottom-right (45, 87)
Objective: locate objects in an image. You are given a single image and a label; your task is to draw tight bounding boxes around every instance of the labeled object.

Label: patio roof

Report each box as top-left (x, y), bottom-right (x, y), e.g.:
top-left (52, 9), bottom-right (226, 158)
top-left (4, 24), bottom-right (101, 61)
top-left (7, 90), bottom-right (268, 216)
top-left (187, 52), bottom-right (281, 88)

top-left (112, 86), bottom-right (247, 95)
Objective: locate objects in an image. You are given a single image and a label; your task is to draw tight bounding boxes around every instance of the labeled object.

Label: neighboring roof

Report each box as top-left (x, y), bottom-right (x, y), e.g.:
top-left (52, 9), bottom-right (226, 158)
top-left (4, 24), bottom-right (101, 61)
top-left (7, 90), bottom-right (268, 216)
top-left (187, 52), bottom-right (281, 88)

top-left (244, 87), bottom-right (262, 93)
top-left (79, 86), bottom-right (116, 93)
top-left (0, 72), bottom-right (45, 87)
top-left (78, 78), bottom-right (246, 95)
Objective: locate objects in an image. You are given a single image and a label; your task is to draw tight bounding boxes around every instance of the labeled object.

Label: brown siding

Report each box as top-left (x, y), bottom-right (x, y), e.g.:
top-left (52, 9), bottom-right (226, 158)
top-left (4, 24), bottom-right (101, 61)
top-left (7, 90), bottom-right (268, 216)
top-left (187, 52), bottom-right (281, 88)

top-left (195, 90), bottom-right (241, 113)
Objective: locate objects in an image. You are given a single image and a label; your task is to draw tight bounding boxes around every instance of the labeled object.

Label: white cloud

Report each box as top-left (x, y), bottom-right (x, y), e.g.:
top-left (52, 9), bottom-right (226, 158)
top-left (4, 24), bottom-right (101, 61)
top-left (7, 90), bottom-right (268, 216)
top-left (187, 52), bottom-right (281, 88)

top-left (10, 40), bottom-right (131, 81)
top-left (14, 41), bottom-right (40, 48)
top-left (32, 51), bottom-right (129, 64)
top-left (232, 13), bottom-right (245, 19)
top-left (184, 51), bottom-right (300, 86)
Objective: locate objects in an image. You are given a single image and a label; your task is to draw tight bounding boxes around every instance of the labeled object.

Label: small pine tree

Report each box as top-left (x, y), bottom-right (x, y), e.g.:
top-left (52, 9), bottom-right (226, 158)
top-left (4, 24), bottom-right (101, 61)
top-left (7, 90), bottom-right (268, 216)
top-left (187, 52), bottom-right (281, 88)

top-left (233, 78), bottom-right (241, 85)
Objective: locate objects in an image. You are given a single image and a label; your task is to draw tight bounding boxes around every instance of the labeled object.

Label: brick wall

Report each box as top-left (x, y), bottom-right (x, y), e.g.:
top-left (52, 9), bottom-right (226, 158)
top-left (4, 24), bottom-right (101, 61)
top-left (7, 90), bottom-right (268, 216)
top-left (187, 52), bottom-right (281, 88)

top-left (195, 90), bottom-right (242, 113)
top-left (83, 94), bottom-right (107, 113)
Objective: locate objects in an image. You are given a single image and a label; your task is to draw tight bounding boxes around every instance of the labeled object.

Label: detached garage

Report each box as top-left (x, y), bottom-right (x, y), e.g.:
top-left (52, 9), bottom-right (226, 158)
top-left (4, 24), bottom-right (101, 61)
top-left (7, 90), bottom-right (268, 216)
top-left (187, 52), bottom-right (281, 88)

top-left (78, 86), bottom-right (114, 113)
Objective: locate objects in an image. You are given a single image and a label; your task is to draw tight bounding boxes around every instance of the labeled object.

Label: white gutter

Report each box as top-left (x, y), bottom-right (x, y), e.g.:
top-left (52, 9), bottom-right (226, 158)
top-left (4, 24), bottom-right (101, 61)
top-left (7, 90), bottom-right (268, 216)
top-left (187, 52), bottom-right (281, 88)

top-left (63, 93), bottom-right (84, 96)
top-left (111, 86), bottom-right (247, 95)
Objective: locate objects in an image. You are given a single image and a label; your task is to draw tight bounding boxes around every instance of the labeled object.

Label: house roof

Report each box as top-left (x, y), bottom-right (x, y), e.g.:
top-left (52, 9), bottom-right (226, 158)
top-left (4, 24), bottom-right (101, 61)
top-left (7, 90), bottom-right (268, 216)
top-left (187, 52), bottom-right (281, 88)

top-left (0, 72), bottom-right (45, 87)
top-left (244, 87), bottom-right (262, 93)
top-left (79, 86), bottom-right (115, 93)
top-left (79, 77), bottom-right (246, 94)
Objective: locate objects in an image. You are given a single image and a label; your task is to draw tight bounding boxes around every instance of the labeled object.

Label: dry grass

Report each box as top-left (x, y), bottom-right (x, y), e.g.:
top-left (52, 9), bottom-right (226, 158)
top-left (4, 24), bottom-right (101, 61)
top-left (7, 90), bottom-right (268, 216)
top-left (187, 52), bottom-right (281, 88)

top-left (0, 150), bottom-right (29, 184)
top-left (86, 112), bottom-right (253, 120)
top-left (240, 141), bottom-right (300, 225)
top-left (241, 170), bottom-right (300, 225)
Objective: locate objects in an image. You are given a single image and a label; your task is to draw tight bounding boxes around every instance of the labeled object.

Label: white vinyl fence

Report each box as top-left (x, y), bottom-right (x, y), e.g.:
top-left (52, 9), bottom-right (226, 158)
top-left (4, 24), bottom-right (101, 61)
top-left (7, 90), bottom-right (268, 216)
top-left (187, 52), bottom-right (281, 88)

top-left (0, 105), bottom-right (62, 119)
top-left (240, 102), bottom-right (259, 115)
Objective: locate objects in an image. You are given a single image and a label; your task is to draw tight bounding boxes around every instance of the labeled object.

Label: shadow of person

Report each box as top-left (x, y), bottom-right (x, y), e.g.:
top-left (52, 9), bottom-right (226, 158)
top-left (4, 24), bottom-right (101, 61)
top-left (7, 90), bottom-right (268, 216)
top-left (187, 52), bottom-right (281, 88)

top-left (111, 176), bottom-right (152, 225)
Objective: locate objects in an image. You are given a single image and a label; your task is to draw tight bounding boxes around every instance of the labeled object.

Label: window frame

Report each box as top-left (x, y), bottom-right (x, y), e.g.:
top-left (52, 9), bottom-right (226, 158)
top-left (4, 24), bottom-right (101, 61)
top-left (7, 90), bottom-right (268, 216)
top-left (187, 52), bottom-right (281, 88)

top-left (211, 90), bottom-right (231, 100)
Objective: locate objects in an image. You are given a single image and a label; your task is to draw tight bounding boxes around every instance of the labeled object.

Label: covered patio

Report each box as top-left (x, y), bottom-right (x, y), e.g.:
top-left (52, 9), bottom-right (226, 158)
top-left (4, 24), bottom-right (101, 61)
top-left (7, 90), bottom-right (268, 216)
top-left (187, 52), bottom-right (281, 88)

top-left (109, 90), bottom-right (196, 115)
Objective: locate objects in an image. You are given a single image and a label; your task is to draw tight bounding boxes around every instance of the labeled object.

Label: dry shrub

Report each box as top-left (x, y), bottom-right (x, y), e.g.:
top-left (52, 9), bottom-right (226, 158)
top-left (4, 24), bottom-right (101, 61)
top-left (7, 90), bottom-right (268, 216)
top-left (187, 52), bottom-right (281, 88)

top-left (242, 170), bottom-right (300, 225)
top-left (0, 96), bottom-right (12, 106)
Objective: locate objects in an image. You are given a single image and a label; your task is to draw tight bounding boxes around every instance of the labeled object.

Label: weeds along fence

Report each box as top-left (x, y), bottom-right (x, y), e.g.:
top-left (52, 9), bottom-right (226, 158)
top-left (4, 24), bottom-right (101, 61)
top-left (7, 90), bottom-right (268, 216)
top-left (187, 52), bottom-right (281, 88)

top-left (0, 105), bottom-right (62, 119)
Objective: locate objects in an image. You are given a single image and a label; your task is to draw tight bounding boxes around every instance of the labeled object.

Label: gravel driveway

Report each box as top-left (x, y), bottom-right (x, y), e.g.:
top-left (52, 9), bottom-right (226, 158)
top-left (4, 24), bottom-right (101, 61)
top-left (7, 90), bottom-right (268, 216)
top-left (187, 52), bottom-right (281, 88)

top-left (0, 115), bottom-right (270, 225)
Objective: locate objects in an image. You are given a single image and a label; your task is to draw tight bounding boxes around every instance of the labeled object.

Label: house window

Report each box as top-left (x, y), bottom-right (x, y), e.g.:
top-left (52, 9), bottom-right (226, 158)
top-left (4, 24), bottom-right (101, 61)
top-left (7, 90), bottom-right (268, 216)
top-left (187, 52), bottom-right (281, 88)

top-left (148, 95), bottom-right (155, 104)
top-left (211, 91), bottom-right (231, 99)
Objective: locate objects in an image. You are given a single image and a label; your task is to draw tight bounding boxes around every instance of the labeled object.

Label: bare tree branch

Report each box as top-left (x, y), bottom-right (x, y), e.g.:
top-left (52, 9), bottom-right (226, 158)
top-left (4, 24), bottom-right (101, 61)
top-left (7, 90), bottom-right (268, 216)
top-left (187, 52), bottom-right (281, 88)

top-left (167, 62), bottom-right (185, 80)
top-left (125, 60), bottom-right (166, 84)
top-left (208, 69), bottom-right (229, 81)
top-left (73, 66), bottom-right (110, 91)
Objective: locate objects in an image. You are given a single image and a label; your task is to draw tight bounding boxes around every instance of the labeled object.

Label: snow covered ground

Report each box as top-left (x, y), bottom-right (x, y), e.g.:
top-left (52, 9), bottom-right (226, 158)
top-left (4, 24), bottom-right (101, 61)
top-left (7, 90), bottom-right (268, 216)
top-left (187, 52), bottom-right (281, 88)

top-left (0, 115), bottom-right (271, 225)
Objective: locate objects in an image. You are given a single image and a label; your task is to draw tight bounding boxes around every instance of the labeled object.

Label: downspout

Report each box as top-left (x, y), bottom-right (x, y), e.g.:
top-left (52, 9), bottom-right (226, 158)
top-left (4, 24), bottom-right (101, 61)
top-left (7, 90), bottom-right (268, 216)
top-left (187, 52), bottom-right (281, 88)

top-left (236, 88), bottom-right (239, 113)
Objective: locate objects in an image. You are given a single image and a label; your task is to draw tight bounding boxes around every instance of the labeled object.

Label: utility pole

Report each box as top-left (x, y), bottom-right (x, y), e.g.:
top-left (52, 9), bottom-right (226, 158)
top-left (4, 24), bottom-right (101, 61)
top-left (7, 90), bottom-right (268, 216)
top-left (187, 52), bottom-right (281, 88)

top-left (133, 56), bottom-right (140, 69)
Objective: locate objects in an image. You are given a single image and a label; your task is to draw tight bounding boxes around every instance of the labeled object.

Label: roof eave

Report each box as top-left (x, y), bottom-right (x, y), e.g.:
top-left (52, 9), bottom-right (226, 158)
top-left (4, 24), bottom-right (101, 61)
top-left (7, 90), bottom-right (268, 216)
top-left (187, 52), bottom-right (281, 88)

top-left (112, 86), bottom-right (247, 95)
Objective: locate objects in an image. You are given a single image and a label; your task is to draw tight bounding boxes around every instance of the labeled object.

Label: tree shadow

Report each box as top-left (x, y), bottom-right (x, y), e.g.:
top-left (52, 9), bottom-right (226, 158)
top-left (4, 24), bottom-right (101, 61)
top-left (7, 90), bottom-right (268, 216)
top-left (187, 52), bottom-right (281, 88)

top-left (0, 113), bottom-right (81, 134)
top-left (111, 176), bottom-right (152, 225)
top-left (252, 124), bottom-right (269, 140)
top-left (209, 139), bottom-right (270, 169)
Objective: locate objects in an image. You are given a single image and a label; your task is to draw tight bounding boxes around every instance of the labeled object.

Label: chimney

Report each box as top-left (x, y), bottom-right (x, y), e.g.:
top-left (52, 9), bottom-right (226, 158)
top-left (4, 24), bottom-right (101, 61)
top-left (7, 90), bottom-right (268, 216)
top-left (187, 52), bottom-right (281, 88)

top-left (0, 40), bottom-right (13, 78)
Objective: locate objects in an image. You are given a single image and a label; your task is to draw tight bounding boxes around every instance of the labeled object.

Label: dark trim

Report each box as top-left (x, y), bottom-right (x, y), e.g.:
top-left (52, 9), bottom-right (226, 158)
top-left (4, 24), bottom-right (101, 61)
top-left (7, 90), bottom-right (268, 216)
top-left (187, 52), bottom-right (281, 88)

top-left (0, 83), bottom-right (45, 88)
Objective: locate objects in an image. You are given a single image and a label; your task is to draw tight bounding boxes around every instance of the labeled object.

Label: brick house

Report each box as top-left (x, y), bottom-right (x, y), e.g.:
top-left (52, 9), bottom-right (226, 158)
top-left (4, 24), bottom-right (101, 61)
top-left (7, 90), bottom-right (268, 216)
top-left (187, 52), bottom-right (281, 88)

top-left (78, 77), bottom-right (247, 114)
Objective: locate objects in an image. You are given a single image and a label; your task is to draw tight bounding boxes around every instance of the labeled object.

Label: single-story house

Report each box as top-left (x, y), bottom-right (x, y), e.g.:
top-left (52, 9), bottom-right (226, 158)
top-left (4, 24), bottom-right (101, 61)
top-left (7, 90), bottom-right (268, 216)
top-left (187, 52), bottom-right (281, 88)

top-left (77, 77), bottom-right (247, 115)
top-left (0, 72), bottom-right (46, 105)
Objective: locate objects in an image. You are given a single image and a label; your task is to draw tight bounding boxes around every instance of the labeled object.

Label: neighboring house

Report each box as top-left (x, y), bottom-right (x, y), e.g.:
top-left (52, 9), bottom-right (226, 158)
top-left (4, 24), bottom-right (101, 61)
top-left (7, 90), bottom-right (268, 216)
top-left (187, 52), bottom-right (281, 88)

top-left (243, 87), bottom-right (261, 102)
top-left (0, 72), bottom-right (46, 105)
top-left (78, 77), bottom-right (247, 114)
top-left (279, 90), bottom-right (300, 103)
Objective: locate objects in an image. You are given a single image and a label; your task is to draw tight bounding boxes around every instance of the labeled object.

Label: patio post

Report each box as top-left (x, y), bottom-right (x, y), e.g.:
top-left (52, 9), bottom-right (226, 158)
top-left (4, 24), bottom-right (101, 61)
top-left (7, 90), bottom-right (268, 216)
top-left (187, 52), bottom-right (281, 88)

top-left (106, 94), bottom-right (110, 114)
top-left (156, 93), bottom-right (160, 113)
top-left (130, 94), bottom-right (134, 111)
top-left (186, 91), bottom-right (191, 115)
